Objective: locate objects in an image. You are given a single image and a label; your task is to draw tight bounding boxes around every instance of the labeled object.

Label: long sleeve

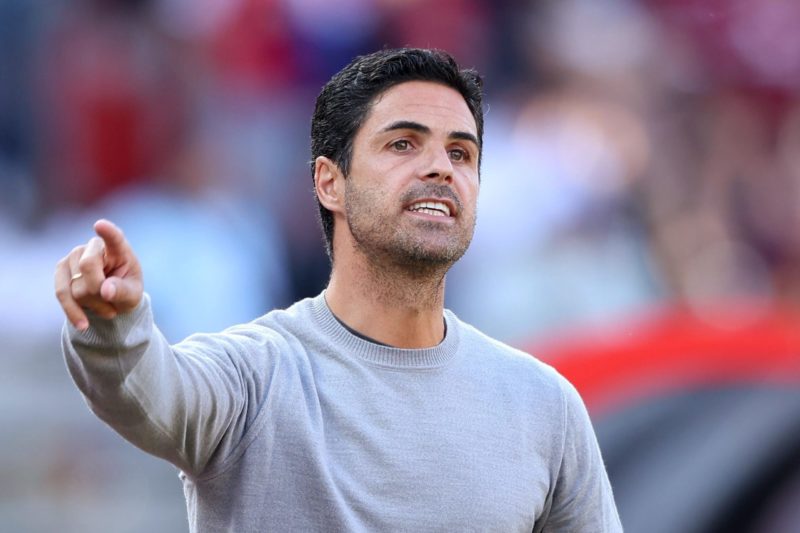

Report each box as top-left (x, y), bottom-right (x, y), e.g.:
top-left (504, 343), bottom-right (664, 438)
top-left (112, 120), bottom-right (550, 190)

top-left (62, 294), bottom-right (249, 477)
top-left (539, 378), bottom-right (623, 532)
top-left (62, 292), bottom-right (623, 531)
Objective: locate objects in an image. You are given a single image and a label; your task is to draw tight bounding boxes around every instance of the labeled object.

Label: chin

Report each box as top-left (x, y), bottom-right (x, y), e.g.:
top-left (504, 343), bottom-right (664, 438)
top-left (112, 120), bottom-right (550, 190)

top-left (391, 241), bottom-right (470, 270)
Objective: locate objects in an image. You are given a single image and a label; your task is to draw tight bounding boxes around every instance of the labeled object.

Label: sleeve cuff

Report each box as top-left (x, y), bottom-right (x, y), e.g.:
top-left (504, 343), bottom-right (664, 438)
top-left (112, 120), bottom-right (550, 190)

top-left (67, 293), bottom-right (153, 349)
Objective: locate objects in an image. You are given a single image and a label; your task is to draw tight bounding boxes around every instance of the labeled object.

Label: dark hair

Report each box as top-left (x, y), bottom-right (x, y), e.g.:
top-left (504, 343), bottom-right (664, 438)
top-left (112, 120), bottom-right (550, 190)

top-left (310, 48), bottom-right (484, 260)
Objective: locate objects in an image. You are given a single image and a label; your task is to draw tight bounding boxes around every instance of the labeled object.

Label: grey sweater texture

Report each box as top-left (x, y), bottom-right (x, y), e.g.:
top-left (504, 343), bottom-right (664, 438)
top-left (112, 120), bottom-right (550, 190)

top-left (63, 292), bottom-right (622, 532)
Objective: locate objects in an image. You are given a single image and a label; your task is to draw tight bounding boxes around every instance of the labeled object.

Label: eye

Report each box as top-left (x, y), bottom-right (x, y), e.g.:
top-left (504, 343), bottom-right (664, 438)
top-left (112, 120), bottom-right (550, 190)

top-left (391, 139), bottom-right (412, 152)
top-left (448, 148), bottom-right (469, 162)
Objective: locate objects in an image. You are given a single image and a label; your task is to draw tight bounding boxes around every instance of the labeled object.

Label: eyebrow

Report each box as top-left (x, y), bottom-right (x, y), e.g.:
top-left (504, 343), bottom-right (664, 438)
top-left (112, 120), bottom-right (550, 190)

top-left (380, 120), bottom-right (479, 148)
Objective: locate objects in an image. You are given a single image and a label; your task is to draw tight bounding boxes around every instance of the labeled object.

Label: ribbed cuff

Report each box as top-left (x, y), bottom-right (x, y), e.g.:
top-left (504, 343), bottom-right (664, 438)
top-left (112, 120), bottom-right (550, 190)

top-left (67, 293), bottom-right (152, 349)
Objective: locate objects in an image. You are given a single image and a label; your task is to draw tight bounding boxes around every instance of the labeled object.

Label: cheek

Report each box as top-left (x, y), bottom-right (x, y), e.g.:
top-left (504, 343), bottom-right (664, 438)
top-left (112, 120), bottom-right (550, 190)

top-left (459, 177), bottom-right (480, 210)
top-left (346, 178), bottom-right (389, 216)
top-left (352, 156), bottom-right (403, 190)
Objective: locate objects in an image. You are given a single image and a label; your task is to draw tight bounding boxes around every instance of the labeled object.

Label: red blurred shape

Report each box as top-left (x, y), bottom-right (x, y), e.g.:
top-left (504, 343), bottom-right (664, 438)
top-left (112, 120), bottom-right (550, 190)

top-left (529, 303), bottom-right (800, 415)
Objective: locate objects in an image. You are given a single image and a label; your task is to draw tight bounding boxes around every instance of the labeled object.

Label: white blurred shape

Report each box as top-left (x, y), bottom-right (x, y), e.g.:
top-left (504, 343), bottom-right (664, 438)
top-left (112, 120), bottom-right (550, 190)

top-left (539, 0), bottom-right (656, 76)
top-left (0, 185), bottom-right (289, 343)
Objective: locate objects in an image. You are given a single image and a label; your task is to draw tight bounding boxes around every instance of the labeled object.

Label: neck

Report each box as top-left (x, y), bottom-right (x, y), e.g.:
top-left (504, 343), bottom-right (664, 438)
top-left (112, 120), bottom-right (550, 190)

top-left (325, 246), bottom-right (449, 349)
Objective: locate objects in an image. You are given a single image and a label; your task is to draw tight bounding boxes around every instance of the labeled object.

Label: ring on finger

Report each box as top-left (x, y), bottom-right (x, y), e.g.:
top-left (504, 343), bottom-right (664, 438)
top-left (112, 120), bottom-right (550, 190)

top-left (71, 272), bottom-right (83, 282)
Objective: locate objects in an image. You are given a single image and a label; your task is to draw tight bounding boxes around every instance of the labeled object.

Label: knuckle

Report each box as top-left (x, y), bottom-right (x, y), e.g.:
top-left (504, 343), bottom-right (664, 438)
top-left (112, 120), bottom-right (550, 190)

top-left (71, 285), bottom-right (88, 300)
top-left (78, 254), bottom-right (100, 271)
top-left (55, 286), bottom-right (70, 302)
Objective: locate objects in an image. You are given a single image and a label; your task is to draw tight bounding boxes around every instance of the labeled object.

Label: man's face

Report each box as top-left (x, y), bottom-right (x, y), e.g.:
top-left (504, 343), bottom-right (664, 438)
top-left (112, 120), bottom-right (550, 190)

top-left (343, 80), bottom-right (480, 271)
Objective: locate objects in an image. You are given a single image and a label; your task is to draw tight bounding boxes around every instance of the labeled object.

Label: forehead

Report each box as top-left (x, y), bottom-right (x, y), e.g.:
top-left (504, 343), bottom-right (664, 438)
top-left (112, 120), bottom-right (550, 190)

top-left (361, 81), bottom-right (477, 137)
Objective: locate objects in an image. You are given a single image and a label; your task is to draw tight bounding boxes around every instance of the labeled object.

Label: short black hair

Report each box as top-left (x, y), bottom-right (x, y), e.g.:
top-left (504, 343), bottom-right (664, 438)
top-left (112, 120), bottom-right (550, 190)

top-left (310, 48), bottom-right (484, 260)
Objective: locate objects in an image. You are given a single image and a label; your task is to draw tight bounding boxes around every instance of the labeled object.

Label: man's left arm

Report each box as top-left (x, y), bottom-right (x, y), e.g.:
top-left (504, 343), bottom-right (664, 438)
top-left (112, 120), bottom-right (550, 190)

top-left (543, 378), bottom-right (623, 532)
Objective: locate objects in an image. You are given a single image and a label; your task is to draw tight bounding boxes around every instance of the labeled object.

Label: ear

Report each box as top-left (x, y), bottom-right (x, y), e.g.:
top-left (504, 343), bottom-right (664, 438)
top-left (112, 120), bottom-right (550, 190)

top-left (314, 156), bottom-right (346, 214)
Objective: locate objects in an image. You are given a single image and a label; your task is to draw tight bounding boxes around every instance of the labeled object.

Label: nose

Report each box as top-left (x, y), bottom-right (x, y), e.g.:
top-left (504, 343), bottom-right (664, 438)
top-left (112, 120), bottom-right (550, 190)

top-left (422, 146), bottom-right (454, 183)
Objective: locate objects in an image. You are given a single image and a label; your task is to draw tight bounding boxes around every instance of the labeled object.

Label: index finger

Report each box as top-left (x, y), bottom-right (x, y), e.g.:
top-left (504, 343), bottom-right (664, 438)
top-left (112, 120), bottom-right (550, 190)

top-left (93, 219), bottom-right (129, 263)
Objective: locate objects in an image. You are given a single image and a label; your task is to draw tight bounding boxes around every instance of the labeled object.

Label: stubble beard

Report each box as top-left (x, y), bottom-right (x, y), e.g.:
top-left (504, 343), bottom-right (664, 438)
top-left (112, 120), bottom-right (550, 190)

top-left (344, 181), bottom-right (476, 280)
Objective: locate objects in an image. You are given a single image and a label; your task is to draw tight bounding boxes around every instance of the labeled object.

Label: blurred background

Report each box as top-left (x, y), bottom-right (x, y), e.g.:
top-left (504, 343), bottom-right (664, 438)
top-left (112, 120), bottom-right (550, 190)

top-left (2, 0), bottom-right (800, 531)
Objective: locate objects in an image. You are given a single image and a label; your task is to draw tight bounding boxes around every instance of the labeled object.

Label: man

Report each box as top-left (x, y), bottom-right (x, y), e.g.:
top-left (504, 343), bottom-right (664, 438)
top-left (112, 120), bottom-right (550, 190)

top-left (56, 48), bottom-right (622, 532)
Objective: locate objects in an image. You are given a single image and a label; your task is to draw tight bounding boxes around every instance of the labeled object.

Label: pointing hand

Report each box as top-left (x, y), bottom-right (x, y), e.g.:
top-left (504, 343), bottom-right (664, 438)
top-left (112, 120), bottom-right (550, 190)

top-left (55, 219), bottom-right (144, 331)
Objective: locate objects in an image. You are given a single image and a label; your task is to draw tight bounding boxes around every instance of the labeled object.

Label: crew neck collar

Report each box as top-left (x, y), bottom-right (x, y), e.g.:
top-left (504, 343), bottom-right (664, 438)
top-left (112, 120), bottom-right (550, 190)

top-left (310, 291), bottom-right (460, 369)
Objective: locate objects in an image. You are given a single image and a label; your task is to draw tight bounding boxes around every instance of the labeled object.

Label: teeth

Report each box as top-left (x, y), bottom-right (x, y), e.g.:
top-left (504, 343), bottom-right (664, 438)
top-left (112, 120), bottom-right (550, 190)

top-left (407, 201), bottom-right (451, 217)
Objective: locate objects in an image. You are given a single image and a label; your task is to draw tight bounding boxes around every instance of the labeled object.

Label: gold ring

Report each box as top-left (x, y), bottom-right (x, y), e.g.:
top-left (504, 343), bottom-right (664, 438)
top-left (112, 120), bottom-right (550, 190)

top-left (71, 272), bottom-right (83, 281)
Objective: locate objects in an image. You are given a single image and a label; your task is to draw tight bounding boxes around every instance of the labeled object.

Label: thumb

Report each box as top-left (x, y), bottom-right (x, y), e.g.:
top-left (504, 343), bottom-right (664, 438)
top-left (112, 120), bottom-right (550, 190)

top-left (100, 276), bottom-right (142, 311)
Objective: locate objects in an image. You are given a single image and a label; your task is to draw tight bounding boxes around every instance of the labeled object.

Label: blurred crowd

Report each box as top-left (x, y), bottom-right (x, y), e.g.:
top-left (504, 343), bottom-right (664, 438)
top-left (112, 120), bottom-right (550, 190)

top-left (4, 0), bottom-right (800, 344)
top-left (3, 0), bottom-right (800, 531)
top-left (1, 0), bottom-right (799, 343)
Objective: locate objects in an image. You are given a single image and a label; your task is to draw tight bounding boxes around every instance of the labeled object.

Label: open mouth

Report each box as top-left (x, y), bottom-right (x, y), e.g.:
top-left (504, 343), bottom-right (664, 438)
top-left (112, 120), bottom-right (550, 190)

top-left (406, 200), bottom-right (452, 217)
